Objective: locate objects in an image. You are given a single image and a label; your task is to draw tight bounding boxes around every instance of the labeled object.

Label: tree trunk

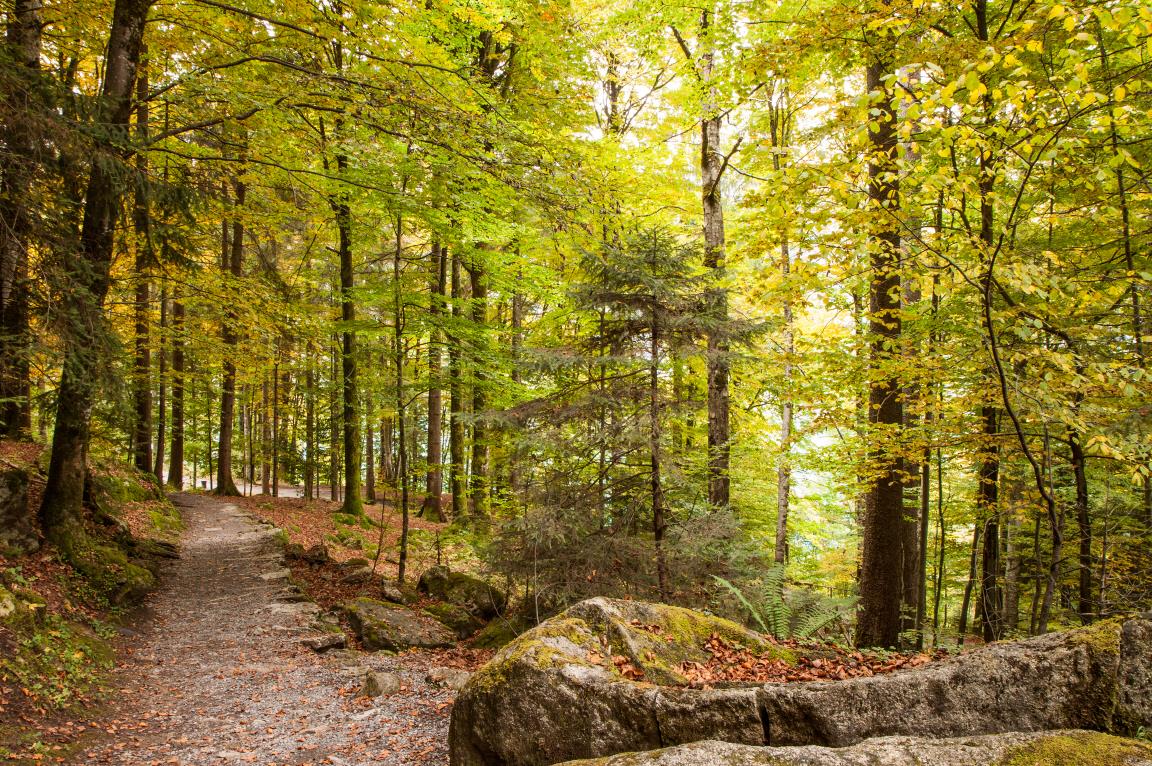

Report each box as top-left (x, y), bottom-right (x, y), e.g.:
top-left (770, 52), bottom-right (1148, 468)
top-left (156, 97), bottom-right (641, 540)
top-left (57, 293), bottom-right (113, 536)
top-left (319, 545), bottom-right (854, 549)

top-left (770, 88), bottom-right (793, 565)
top-left (467, 255), bottom-right (489, 520)
top-left (977, 405), bottom-right (1004, 642)
top-left (261, 376), bottom-right (271, 494)
top-left (365, 417), bottom-right (376, 503)
top-left (650, 288), bottom-right (667, 600)
top-left (304, 344), bottom-right (315, 500)
top-left (0, 0), bottom-right (41, 439)
top-left (167, 291), bottom-right (185, 488)
top-left (697, 10), bottom-right (730, 512)
top-left (380, 415), bottom-right (395, 486)
top-left (214, 171), bottom-right (243, 497)
top-left (421, 242), bottom-right (446, 521)
top-left (1068, 430), bottom-right (1094, 624)
top-left (153, 284), bottom-right (167, 482)
top-left (856, 29), bottom-right (905, 648)
top-left (958, 523), bottom-right (982, 644)
top-left (132, 56), bottom-right (152, 474)
top-left (272, 360), bottom-right (281, 496)
top-left (393, 214), bottom-right (411, 584)
top-left (449, 250), bottom-right (466, 519)
top-left (39, 0), bottom-right (153, 541)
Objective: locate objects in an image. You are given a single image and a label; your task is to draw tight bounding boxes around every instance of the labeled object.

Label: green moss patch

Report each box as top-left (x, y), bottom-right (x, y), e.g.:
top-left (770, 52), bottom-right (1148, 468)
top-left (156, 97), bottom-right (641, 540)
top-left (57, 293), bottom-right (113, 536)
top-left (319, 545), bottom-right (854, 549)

top-left (996, 731), bottom-right (1152, 766)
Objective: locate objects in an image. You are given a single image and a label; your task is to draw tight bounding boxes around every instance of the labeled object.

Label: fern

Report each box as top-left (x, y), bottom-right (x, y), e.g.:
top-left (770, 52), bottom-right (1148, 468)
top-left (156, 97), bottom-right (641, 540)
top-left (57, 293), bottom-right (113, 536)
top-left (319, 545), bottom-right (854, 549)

top-left (713, 568), bottom-right (844, 641)
top-left (712, 575), bottom-right (770, 635)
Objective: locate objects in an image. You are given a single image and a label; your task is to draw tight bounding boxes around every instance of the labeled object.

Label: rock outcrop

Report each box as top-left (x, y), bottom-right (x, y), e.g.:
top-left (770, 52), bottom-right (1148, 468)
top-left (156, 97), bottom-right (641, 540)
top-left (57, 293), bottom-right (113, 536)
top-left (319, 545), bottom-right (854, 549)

top-left (759, 617), bottom-right (1147, 746)
top-left (448, 599), bottom-right (1152, 766)
top-left (340, 597), bottom-right (455, 652)
top-left (418, 565), bottom-right (507, 620)
top-left (553, 731), bottom-right (1152, 766)
top-left (448, 598), bottom-right (778, 766)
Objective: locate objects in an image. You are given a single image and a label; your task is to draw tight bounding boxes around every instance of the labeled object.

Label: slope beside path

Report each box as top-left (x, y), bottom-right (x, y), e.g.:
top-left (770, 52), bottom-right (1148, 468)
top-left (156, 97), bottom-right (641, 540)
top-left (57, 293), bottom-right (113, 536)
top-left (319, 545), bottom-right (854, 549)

top-left (71, 493), bottom-right (457, 766)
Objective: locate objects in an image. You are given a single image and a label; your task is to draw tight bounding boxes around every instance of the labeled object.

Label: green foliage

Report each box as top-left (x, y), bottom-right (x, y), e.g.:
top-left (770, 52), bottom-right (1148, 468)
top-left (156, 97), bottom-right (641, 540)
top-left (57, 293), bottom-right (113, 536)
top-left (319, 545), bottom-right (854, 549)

top-left (713, 570), bottom-right (846, 641)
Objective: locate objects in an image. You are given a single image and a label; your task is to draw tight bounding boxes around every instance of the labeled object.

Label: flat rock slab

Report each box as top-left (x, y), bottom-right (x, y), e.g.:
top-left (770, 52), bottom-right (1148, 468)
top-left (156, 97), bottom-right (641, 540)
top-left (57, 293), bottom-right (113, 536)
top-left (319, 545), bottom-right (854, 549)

top-left (554, 731), bottom-right (1152, 766)
top-left (759, 617), bottom-right (1149, 746)
top-left (341, 596), bottom-right (456, 651)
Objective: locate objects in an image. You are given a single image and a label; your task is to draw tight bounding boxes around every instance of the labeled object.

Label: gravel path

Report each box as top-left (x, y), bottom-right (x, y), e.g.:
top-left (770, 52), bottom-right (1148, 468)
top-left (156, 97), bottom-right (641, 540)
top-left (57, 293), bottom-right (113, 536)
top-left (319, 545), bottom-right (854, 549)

top-left (70, 493), bottom-right (458, 766)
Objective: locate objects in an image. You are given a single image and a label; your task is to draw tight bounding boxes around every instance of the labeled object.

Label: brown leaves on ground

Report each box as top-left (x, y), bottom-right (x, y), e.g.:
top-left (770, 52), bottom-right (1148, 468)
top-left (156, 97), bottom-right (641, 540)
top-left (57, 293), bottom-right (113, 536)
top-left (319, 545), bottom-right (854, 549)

top-left (677, 633), bottom-right (947, 688)
top-left (235, 494), bottom-right (450, 581)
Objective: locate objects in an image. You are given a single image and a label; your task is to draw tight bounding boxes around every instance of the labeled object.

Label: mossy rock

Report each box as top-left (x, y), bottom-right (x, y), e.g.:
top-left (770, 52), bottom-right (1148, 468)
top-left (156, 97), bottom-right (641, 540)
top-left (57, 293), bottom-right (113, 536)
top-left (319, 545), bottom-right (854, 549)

top-left (418, 565), bottom-right (507, 620)
top-left (470, 616), bottom-right (530, 650)
top-left (68, 538), bottom-right (156, 606)
top-left (0, 585), bottom-right (42, 631)
top-left (552, 731), bottom-right (1152, 766)
top-left (424, 602), bottom-right (484, 640)
top-left (340, 597), bottom-right (455, 652)
top-left (449, 598), bottom-right (774, 766)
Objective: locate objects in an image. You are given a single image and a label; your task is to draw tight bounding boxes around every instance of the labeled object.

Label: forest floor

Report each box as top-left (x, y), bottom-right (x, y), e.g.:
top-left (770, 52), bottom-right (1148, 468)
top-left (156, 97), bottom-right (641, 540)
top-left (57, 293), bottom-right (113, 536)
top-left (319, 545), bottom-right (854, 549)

top-left (56, 493), bottom-right (475, 766)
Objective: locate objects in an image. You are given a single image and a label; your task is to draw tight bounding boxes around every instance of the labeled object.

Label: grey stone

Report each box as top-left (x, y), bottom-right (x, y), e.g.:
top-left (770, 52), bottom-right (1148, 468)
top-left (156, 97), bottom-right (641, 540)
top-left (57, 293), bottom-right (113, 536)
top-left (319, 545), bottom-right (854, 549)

top-left (426, 667), bottom-right (472, 691)
top-left (758, 618), bottom-right (1150, 746)
top-left (302, 633), bottom-right (346, 653)
top-left (339, 568), bottom-right (374, 585)
top-left (362, 670), bottom-right (402, 697)
top-left (341, 597), bottom-right (455, 652)
top-left (553, 732), bottom-right (1152, 766)
top-left (380, 585), bottom-right (406, 604)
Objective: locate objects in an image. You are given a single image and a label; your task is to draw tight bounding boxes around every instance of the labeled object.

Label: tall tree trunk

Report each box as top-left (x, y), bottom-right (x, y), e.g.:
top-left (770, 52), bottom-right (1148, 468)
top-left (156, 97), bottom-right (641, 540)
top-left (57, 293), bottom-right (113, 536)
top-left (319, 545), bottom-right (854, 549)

top-left (697, 10), bottom-right (730, 511)
top-left (153, 284), bottom-right (167, 481)
top-left (214, 170), bottom-right (243, 497)
top-left (304, 343), bottom-right (315, 500)
top-left (272, 359), bottom-right (281, 496)
top-left (329, 337), bottom-right (340, 501)
top-left (261, 376), bottom-right (271, 494)
top-left (467, 254), bottom-right (489, 520)
top-left (365, 416), bottom-right (376, 503)
top-left (856, 25), bottom-right (905, 648)
top-left (421, 242), bottom-right (446, 521)
top-left (380, 415), bottom-right (394, 485)
top-left (957, 523), bottom-right (982, 644)
top-left (393, 214), bottom-right (410, 584)
top-left (132, 56), bottom-right (152, 473)
top-left (0, 0), bottom-right (41, 439)
top-left (167, 290), bottom-right (185, 488)
top-left (650, 285), bottom-right (667, 600)
top-left (769, 84), bottom-right (793, 565)
top-left (976, 405), bottom-right (1003, 642)
top-left (449, 250), bottom-right (466, 519)
top-left (1068, 429), bottom-right (1094, 624)
top-left (39, 0), bottom-right (153, 541)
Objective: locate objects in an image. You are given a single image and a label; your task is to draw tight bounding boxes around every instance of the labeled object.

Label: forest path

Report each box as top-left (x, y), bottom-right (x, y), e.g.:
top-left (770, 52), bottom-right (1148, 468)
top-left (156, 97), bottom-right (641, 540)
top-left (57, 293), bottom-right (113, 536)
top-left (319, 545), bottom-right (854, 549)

top-left (70, 493), bottom-right (455, 766)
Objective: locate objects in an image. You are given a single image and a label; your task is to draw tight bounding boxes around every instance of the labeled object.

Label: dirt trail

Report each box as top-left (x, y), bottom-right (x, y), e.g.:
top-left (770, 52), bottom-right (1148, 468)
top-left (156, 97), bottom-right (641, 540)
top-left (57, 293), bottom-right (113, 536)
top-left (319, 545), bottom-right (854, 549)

top-left (71, 493), bottom-right (457, 766)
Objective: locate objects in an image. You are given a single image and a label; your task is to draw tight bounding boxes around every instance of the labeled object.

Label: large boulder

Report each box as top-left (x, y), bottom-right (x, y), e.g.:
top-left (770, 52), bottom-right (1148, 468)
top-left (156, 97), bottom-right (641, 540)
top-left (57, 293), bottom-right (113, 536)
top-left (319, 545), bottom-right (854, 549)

top-left (448, 597), bottom-right (781, 766)
top-left (340, 597), bottom-right (455, 651)
top-left (759, 616), bottom-right (1151, 746)
top-left (0, 468), bottom-right (37, 554)
top-left (418, 565), bottom-right (507, 620)
top-left (449, 600), bottom-right (1152, 766)
top-left (554, 731), bottom-right (1152, 766)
